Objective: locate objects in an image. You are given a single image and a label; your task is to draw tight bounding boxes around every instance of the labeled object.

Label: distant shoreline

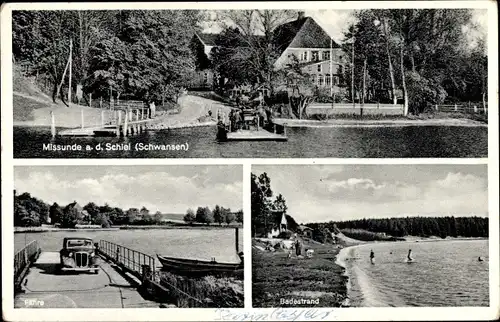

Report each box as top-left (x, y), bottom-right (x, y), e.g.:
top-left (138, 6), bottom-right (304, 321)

top-left (14, 224), bottom-right (243, 233)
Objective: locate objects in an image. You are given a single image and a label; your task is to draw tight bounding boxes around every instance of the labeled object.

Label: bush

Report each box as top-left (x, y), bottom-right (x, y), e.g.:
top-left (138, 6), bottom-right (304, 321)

top-left (276, 230), bottom-right (292, 239)
top-left (406, 71), bottom-right (447, 114)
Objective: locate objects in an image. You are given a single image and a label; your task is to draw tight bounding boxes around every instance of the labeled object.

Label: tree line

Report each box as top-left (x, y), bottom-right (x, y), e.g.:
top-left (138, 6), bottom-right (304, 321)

top-left (14, 191), bottom-right (241, 228)
top-left (308, 216), bottom-right (488, 239)
top-left (183, 205), bottom-right (243, 225)
top-left (12, 10), bottom-right (204, 105)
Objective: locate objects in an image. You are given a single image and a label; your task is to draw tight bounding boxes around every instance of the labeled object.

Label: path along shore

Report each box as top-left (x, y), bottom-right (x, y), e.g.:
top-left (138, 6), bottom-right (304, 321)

top-left (14, 91), bottom-right (485, 129)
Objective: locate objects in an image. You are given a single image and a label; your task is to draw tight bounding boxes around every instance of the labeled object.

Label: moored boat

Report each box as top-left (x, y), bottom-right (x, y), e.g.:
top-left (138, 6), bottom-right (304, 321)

top-left (157, 254), bottom-right (243, 276)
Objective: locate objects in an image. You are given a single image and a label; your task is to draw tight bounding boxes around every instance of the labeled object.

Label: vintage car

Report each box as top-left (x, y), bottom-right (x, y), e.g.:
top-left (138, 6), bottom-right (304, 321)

top-left (59, 237), bottom-right (100, 273)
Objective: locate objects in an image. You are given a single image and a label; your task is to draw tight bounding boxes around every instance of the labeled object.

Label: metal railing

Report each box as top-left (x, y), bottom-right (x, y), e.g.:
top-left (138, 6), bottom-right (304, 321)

top-left (98, 240), bottom-right (156, 280)
top-left (14, 240), bottom-right (39, 283)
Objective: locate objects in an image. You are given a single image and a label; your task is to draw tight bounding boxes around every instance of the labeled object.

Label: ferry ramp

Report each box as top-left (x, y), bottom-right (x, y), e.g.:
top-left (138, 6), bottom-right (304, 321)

top-left (14, 252), bottom-right (159, 308)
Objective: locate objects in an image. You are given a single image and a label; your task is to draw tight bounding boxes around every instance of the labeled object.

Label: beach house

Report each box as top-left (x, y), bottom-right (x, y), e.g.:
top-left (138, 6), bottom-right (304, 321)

top-left (267, 210), bottom-right (289, 238)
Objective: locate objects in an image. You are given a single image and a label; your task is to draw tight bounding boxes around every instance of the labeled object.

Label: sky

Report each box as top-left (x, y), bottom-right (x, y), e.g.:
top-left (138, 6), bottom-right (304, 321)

top-left (202, 9), bottom-right (487, 45)
top-left (252, 165), bottom-right (488, 224)
top-left (14, 166), bottom-right (243, 214)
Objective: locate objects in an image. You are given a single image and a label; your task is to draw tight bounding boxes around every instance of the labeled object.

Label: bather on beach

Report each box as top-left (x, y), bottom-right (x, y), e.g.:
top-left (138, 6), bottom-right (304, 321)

top-left (407, 249), bottom-right (413, 261)
top-left (370, 250), bottom-right (375, 264)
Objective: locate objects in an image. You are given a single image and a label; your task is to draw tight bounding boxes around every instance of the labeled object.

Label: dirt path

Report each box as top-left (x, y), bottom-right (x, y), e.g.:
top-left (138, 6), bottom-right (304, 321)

top-left (149, 94), bottom-right (231, 130)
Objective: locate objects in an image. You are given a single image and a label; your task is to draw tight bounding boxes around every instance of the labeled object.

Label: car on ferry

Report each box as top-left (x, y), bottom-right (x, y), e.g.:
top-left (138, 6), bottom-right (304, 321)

top-left (59, 237), bottom-right (100, 274)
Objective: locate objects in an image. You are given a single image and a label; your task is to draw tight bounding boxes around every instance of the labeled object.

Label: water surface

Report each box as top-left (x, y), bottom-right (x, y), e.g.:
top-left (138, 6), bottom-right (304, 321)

top-left (15, 228), bottom-right (243, 265)
top-left (14, 125), bottom-right (487, 158)
top-left (340, 240), bottom-right (489, 307)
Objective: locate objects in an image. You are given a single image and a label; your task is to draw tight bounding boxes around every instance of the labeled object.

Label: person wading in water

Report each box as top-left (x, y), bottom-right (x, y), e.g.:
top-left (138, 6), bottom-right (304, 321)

top-left (370, 249), bottom-right (375, 264)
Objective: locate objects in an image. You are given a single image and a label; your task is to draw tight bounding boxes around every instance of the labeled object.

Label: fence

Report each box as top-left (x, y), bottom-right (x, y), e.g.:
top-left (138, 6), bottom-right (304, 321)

top-left (435, 102), bottom-right (487, 114)
top-left (14, 240), bottom-right (40, 291)
top-left (97, 240), bottom-right (209, 307)
top-left (97, 240), bottom-right (156, 280)
top-left (307, 102), bottom-right (404, 116)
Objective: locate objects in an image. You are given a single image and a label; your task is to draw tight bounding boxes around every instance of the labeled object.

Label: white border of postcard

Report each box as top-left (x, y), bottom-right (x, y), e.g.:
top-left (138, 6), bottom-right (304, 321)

top-left (2, 1), bottom-right (499, 321)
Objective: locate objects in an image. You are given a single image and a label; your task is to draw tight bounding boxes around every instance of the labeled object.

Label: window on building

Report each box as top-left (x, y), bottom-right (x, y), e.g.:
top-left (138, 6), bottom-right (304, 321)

top-left (318, 75), bottom-right (324, 86)
top-left (302, 51), bottom-right (308, 61)
top-left (204, 72), bottom-right (209, 84)
top-left (317, 64), bottom-right (322, 73)
top-left (312, 51), bottom-right (319, 61)
top-left (325, 74), bottom-right (331, 86)
top-left (338, 65), bottom-right (343, 74)
top-left (333, 76), bottom-right (339, 85)
top-left (323, 51), bottom-right (330, 60)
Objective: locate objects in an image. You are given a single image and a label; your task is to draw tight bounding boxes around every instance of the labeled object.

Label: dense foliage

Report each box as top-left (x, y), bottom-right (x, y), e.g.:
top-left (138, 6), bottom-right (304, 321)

top-left (308, 216), bottom-right (488, 239)
top-left (14, 190), bottom-right (243, 227)
top-left (184, 206), bottom-right (242, 225)
top-left (342, 9), bottom-right (487, 114)
top-left (12, 10), bottom-right (203, 104)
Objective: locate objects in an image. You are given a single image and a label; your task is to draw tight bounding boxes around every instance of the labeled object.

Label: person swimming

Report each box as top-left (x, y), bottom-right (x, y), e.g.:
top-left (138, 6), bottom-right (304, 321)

top-left (478, 256), bottom-right (484, 262)
top-left (407, 249), bottom-right (413, 261)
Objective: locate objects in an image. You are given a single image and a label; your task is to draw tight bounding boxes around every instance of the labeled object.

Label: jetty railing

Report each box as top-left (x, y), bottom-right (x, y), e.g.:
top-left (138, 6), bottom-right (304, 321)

top-left (97, 240), bottom-right (156, 280)
top-left (96, 240), bottom-right (212, 308)
top-left (14, 240), bottom-right (40, 292)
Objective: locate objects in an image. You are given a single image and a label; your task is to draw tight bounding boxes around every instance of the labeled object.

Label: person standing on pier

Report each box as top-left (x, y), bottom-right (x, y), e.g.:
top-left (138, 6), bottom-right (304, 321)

top-left (149, 100), bottom-right (156, 118)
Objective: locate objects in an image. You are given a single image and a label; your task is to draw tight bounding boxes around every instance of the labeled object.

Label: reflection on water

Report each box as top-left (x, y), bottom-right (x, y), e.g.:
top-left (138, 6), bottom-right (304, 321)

top-left (15, 228), bottom-right (244, 265)
top-left (344, 240), bottom-right (489, 307)
top-left (14, 125), bottom-right (487, 158)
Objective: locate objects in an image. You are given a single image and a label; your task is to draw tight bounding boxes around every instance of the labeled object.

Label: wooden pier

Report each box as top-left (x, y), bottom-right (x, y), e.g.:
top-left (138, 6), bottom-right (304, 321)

top-left (56, 101), bottom-right (154, 137)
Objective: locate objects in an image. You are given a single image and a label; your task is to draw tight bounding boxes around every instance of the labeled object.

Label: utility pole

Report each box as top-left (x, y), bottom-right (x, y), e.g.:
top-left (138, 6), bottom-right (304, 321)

top-left (351, 34), bottom-right (355, 108)
top-left (68, 38), bottom-right (73, 107)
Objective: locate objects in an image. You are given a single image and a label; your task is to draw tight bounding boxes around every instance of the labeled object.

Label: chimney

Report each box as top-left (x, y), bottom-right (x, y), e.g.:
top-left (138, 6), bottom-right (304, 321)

top-left (297, 11), bottom-right (305, 20)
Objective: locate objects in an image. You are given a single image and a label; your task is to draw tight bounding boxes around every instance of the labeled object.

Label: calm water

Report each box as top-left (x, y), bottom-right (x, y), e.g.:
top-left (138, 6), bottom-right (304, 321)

top-left (14, 125), bottom-right (487, 158)
top-left (339, 240), bottom-right (489, 307)
top-left (14, 228), bottom-right (243, 266)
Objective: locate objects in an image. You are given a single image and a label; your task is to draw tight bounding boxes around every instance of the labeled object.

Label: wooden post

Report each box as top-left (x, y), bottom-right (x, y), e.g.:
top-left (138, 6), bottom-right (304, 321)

top-left (81, 109), bottom-right (84, 129)
top-left (51, 111), bottom-right (56, 137)
top-left (454, 104), bottom-right (457, 111)
top-left (474, 105), bottom-right (477, 113)
top-left (100, 97), bottom-right (103, 109)
top-left (123, 111), bottom-right (128, 137)
top-left (235, 228), bottom-right (239, 254)
top-left (89, 93), bottom-right (92, 108)
top-left (435, 104), bottom-right (438, 111)
top-left (116, 110), bottom-right (121, 136)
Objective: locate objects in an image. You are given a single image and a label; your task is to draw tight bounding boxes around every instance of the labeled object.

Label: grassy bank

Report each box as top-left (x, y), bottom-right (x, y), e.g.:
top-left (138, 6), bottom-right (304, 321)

top-left (159, 271), bottom-right (243, 308)
top-left (252, 241), bottom-right (348, 308)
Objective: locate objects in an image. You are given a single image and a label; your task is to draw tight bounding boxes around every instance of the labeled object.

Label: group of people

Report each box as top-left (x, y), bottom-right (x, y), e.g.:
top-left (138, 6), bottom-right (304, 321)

top-left (369, 249), bottom-right (413, 264)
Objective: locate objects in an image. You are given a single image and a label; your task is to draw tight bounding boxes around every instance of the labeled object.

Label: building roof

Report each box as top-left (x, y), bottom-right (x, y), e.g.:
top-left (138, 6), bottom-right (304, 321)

top-left (273, 17), bottom-right (340, 53)
top-left (197, 33), bottom-right (219, 46)
top-left (298, 225), bottom-right (313, 231)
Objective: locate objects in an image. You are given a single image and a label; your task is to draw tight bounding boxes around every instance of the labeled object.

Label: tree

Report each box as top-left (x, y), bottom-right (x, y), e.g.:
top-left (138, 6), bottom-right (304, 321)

top-left (251, 172), bottom-right (274, 236)
top-left (225, 211), bottom-right (236, 225)
top-left (126, 208), bottom-right (139, 224)
top-left (49, 202), bottom-right (64, 225)
top-left (215, 10), bottom-right (298, 94)
top-left (235, 210), bottom-right (243, 223)
top-left (154, 211), bottom-right (162, 224)
top-left (60, 205), bottom-right (80, 228)
top-left (184, 208), bottom-right (196, 224)
top-left (213, 205), bottom-right (225, 226)
top-left (83, 202), bottom-right (100, 224)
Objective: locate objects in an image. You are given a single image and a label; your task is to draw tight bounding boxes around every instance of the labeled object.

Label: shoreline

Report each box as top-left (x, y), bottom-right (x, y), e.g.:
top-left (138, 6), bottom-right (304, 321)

top-left (273, 118), bottom-right (487, 128)
top-left (333, 236), bottom-right (488, 307)
top-left (14, 224), bottom-right (243, 233)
